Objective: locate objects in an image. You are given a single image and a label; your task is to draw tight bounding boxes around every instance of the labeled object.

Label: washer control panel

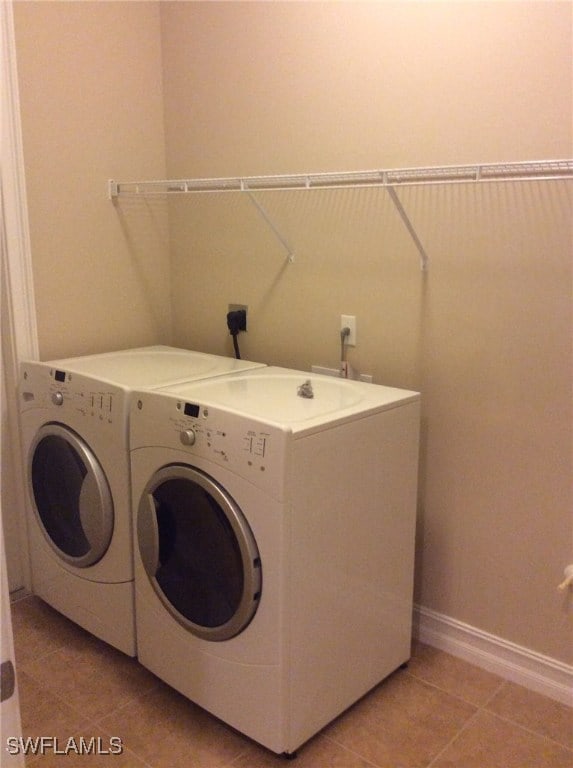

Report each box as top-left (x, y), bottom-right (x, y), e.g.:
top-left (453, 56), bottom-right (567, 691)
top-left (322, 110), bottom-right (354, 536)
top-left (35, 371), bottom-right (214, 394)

top-left (132, 392), bottom-right (288, 498)
top-left (170, 403), bottom-right (276, 472)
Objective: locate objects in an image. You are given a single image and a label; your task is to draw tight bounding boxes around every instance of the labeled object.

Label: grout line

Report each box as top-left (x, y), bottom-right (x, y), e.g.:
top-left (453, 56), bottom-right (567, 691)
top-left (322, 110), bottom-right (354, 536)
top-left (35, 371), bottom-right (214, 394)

top-left (21, 654), bottom-right (163, 737)
top-left (221, 747), bottom-right (251, 767)
top-left (484, 709), bottom-right (573, 754)
top-left (480, 679), bottom-right (507, 709)
top-left (90, 675), bottom-right (165, 726)
top-left (20, 671), bottom-right (170, 768)
top-left (17, 645), bottom-right (65, 671)
top-left (424, 680), bottom-right (506, 767)
top-left (402, 668), bottom-right (491, 709)
top-left (481, 679), bottom-right (573, 752)
top-left (320, 735), bottom-right (388, 768)
top-left (425, 707), bottom-right (484, 768)
top-left (425, 675), bottom-right (573, 767)
top-left (56, 726), bottom-right (156, 768)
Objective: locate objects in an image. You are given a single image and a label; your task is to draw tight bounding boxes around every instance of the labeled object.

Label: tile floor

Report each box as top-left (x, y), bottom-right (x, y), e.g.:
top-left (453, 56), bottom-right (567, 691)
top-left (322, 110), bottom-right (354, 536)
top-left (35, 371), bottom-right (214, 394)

top-left (9, 595), bottom-right (573, 767)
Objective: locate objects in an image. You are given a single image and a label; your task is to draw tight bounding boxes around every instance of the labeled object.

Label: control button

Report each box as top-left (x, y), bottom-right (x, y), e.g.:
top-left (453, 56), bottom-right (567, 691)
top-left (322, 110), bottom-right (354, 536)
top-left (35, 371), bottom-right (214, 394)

top-left (51, 392), bottom-right (64, 406)
top-left (180, 429), bottom-right (196, 447)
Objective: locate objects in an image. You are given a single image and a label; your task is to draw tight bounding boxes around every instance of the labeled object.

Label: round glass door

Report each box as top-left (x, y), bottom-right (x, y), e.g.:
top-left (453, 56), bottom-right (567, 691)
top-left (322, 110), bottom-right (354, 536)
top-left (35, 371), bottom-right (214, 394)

top-left (137, 464), bottom-right (262, 641)
top-left (28, 423), bottom-right (114, 568)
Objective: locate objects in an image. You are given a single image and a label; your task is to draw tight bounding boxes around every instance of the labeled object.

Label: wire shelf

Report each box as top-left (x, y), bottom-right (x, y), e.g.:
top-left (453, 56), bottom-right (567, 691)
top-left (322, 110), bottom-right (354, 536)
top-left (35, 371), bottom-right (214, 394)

top-left (109, 159), bottom-right (573, 198)
top-left (108, 159), bottom-right (573, 271)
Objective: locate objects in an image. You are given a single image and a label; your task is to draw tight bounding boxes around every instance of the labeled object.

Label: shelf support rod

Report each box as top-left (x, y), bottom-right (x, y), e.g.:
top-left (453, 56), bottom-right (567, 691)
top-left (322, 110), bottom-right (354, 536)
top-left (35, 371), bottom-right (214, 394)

top-left (386, 186), bottom-right (429, 271)
top-left (245, 190), bottom-right (294, 263)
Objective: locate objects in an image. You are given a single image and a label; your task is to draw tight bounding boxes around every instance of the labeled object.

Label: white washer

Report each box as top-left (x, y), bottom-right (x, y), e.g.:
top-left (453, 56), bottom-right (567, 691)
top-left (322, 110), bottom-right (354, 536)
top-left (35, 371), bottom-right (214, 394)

top-left (130, 367), bottom-right (420, 754)
top-left (19, 346), bottom-right (265, 656)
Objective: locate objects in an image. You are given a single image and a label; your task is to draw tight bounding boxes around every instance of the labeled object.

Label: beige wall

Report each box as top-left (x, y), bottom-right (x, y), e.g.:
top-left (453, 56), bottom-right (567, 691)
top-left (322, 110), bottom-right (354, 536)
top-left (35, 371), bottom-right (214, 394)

top-left (13, 1), bottom-right (572, 665)
top-left (161, 2), bottom-right (573, 664)
top-left (14, 1), bottom-right (171, 359)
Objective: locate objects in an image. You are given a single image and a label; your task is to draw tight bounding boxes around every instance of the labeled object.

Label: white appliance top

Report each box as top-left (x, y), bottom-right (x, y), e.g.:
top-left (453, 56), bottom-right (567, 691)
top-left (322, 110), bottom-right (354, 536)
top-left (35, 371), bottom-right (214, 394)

top-left (46, 346), bottom-right (265, 388)
top-left (159, 366), bottom-right (419, 433)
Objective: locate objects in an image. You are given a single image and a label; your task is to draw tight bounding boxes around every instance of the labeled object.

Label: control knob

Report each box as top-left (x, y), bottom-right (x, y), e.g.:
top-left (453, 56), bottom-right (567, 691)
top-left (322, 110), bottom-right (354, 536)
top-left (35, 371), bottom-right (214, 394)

top-left (51, 392), bottom-right (64, 406)
top-left (180, 429), bottom-right (196, 447)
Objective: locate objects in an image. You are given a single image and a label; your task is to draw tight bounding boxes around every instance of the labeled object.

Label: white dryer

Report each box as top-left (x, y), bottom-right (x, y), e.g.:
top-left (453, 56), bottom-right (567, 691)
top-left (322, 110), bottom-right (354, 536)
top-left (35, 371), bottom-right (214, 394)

top-left (130, 367), bottom-right (420, 754)
top-left (19, 346), bottom-right (265, 656)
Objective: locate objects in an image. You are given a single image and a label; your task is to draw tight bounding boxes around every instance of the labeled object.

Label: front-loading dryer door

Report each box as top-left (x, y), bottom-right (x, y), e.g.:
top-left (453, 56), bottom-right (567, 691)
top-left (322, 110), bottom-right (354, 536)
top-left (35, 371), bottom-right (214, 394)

top-left (137, 464), bottom-right (262, 641)
top-left (28, 423), bottom-right (114, 568)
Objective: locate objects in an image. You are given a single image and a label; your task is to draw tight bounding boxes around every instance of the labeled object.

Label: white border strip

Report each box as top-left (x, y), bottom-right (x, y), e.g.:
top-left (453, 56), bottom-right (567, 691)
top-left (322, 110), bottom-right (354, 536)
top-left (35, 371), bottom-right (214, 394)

top-left (1, 0), bottom-right (39, 594)
top-left (1, 0), bottom-right (38, 361)
top-left (414, 605), bottom-right (573, 707)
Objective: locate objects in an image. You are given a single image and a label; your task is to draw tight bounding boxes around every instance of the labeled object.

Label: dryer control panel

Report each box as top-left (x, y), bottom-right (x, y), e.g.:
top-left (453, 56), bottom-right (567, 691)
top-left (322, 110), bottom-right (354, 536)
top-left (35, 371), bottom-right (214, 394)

top-left (19, 363), bottom-right (127, 432)
top-left (131, 391), bottom-right (288, 499)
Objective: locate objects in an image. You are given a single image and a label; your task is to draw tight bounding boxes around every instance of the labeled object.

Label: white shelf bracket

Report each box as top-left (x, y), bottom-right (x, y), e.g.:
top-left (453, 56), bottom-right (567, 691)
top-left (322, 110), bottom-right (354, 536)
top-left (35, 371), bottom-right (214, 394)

top-left (245, 190), bottom-right (294, 263)
top-left (386, 186), bottom-right (429, 271)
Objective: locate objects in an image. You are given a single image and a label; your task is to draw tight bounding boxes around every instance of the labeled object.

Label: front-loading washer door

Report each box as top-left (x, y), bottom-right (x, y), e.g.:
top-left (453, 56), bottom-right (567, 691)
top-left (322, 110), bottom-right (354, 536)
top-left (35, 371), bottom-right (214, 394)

top-left (28, 423), bottom-right (114, 568)
top-left (137, 464), bottom-right (262, 642)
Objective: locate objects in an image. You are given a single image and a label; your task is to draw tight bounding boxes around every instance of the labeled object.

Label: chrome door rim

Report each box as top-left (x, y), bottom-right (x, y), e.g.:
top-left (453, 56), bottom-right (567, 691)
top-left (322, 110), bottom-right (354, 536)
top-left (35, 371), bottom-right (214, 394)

top-left (28, 422), bottom-right (114, 567)
top-left (138, 463), bottom-right (262, 641)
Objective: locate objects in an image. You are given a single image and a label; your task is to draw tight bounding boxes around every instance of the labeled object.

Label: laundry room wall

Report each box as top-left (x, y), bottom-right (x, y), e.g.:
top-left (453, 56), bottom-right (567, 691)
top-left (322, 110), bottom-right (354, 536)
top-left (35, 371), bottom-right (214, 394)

top-left (13, 1), bottom-right (171, 360)
top-left (159, 2), bottom-right (573, 667)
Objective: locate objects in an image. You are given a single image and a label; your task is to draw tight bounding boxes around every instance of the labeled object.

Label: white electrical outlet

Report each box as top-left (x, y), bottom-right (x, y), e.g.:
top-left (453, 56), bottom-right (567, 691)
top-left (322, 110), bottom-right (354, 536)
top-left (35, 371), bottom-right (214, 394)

top-left (341, 315), bottom-right (356, 346)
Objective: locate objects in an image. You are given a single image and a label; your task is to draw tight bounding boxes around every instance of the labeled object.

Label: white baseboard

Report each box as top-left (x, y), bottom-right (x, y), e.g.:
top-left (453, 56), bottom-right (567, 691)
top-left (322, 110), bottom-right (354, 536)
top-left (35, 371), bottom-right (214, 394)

top-left (413, 605), bottom-right (573, 707)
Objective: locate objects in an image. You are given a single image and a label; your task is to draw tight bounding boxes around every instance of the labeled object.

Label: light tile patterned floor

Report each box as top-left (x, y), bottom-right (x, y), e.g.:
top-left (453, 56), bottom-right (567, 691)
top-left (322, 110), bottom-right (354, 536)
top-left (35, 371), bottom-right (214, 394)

top-left (9, 596), bottom-right (573, 767)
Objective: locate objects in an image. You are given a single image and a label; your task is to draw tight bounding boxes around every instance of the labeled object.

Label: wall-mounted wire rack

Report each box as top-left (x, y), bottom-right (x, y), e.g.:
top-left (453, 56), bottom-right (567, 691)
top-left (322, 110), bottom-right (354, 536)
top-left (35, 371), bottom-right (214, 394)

top-left (108, 159), bottom-right (573, 269)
